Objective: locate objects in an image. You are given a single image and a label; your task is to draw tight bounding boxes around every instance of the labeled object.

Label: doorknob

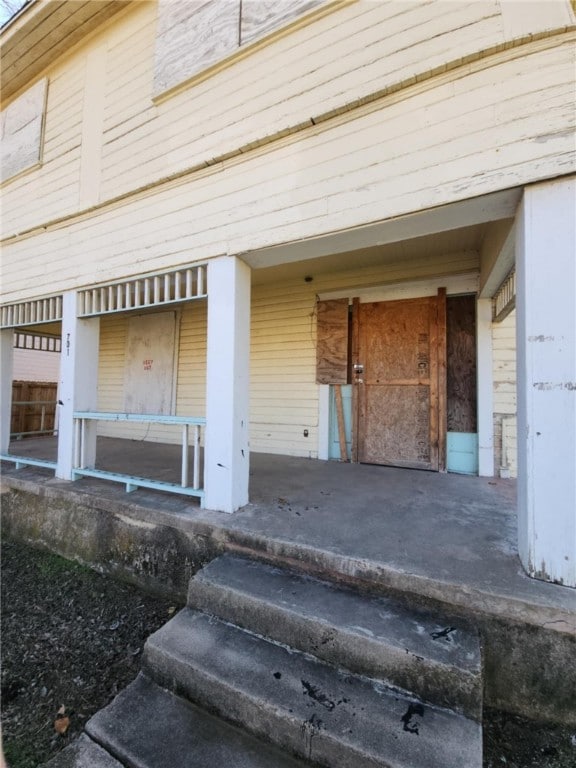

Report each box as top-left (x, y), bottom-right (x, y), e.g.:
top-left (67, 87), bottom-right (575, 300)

top-left (353, 363), bottom-right (364, 374)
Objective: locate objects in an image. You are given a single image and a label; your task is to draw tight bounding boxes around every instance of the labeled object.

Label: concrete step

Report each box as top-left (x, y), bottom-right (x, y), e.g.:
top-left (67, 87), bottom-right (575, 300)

top-left (85, 673), bottom-right (311, 768)
top-left (143, 607), bottom-right (482, 768)
top-left (188, 553), bottom-right (482, 719)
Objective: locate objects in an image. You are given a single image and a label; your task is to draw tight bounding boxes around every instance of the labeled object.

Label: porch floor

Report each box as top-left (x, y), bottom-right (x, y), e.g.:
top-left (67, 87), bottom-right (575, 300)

top-left (2, 436), bottom-right (574, 628)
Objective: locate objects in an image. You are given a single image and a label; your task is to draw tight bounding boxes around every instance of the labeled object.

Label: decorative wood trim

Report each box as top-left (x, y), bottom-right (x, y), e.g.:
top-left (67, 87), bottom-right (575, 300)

top-left (77, 264), bottom-right (207, 317)
top-left (1, 295), bottom-right (63, 328)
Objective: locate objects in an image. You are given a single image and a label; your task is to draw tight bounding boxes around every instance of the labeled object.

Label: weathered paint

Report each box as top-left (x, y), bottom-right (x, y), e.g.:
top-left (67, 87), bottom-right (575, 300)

top-left (56, 292), bottom-right (100, 481)
top-left (515, 177), bottom-right (576, 588)
top-left (203, 257), bottom-right (251, 513)
top-left (0, 329), bottom-right (14, 452)
top-left (493, 311), bottom-right (517, 477)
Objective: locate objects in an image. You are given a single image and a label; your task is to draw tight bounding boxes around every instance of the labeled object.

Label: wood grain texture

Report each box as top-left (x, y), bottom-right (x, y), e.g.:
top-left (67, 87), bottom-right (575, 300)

top-left (437, 287), bottom-right (447, 470)
top-left (153, 0), bottom-right (240, 96)
top-left (1, 78), bottom-right (46, 183)
top-left (316, 298), bottom-right (349, 384)
top-left (357, 297), bottom-right (439, 469)
top-left (334, 384), bottom-right (348, 461)
top-left (446, 294), bottom-right (477, 433)
top-left (240, 0), bottom-right (324, 45)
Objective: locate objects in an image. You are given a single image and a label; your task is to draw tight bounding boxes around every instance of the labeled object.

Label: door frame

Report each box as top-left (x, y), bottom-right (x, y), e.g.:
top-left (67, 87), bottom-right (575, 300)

top-left (350, 289), bottom-right (447, 470)
top-left (317, 275), bottom-right (495, 474)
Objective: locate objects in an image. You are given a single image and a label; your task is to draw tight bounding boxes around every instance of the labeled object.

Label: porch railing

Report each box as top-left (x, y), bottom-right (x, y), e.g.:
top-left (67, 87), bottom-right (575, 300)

top-left (73, 411), bottom-right (206, 499)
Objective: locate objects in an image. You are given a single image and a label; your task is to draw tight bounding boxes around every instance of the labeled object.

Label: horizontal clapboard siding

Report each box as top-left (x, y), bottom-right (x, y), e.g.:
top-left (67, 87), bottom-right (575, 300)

top-left (99, 0), bottom-right (504, 200)
top-left (2, 39), bottom-right (574, 303)
top-left (13, 348), bottom-right (60, 382)
top-left (492, 310), bottom-right (517, 477)
top-left (97, 250), bottom-right (479, 456)
top-left (2, 58), bottom-right (84, 233)
top-left (3, 0), bottom-right (573, 239)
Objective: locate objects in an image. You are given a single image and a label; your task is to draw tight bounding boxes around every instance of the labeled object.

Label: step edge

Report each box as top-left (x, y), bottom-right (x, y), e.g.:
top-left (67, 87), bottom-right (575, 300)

top-left (143, 616), bottom-right (482, 768)
top-left (187, 583), bottom-right (483, 719)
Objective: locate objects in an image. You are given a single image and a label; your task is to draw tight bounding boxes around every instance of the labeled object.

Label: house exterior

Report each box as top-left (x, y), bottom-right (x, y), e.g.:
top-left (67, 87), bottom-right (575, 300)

top-left (1, 0), bottom-right (574, 587)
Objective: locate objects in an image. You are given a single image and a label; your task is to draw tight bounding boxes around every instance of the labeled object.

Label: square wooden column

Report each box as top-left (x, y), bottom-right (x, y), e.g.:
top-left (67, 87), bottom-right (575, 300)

top-left (56, 292), bottom-right (100, 480)
top-left (0, 329), bottom-right (14, 453)
top-left (203, 256), bottom-right (251, 513)
top-left (516, 177), bottom-right (576, 587)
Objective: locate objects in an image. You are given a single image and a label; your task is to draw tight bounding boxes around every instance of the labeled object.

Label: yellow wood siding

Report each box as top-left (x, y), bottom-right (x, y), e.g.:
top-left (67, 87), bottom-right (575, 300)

top-left (492, 310), bottom-right (517, 477)
top-left (2, 59), bottom-right (84, 234)
top-left (96, 251), bottom-right (479, 456)
top-left (2, 36), bottom-right (573, 303)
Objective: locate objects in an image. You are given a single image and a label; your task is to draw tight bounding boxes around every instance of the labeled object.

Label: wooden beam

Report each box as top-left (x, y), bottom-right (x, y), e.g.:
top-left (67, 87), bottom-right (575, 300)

top-left (334, 385), bottom-right (348, 462)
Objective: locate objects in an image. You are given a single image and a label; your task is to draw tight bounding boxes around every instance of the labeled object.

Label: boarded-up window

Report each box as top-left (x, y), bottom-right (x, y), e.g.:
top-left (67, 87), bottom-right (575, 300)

top-left (153, 0), bottom-right (241, 96)
top-left (124, 312), bottom-right (176, 415)
top-left (241, 0), bottom-right (324, 45)
top-left (316, 299), bottom-right (349, 384)
top-left (1, 78), bottom-right (47, 183)
top-left (153, 0), bottom-right (326, 97)
top-left (446, 295), bottom-right (477, 432)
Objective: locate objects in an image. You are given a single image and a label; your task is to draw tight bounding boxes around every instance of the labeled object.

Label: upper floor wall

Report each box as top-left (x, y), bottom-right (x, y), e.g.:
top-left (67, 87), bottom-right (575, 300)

top-left (1, 0), bottom-right (575, 240)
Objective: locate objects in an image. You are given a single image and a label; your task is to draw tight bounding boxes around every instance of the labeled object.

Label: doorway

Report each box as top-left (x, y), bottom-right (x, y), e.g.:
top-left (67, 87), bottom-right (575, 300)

top-left (353, 292), bottom-right (446, 470)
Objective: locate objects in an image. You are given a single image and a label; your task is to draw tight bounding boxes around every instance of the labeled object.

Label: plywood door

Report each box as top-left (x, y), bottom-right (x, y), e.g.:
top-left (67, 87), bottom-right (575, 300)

top-left (355, 297), bottom-right (443, 470)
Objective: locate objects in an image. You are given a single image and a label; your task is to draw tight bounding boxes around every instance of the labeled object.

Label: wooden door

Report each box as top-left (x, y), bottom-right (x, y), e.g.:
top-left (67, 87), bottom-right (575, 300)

top-left (354, 295), bottom-right (445, 470)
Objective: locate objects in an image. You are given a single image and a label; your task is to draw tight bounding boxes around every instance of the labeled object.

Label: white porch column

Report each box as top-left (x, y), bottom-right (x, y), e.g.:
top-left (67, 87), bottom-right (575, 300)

top-left (476, 299), bottom-right (495, 477)
top-left (56, 291), bottom-right (100, 480)
top-left (516, 177), bottom-right (576, 587)
top-left (203, 256), bottom-right (251, 513)
top-left (0, 329), bottom-right (14, 453)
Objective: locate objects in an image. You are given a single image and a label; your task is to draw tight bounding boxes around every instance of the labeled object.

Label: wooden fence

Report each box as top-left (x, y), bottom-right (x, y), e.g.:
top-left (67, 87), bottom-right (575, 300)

top-left (11, 381), bottom-right (58, 438)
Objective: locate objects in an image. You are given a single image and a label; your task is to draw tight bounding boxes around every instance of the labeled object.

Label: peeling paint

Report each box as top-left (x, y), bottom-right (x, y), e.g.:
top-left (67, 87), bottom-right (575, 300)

top-left (532, 382), bottom-right (576, 391)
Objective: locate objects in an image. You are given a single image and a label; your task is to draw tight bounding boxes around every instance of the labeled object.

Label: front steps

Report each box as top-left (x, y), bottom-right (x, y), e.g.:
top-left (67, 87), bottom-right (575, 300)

top-left (52, 554), bottom-right (484, 767)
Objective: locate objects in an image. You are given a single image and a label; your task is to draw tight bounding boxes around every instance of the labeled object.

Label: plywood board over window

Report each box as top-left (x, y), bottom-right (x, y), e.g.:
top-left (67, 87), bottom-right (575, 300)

top-left (241, 0), bottom-right (325, 44)
top-left (316, 298), bottom-right (349, 385)
top-left (446, 295), bottom-right (477, 433)
top-left (124, 312), bottom-right (176, 415)
top-left (1, 78), bottom-right (47, 183)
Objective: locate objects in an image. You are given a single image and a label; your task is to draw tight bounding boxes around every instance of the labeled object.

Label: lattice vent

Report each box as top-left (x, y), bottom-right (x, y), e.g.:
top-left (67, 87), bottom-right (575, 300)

top-left (1, 296), bottom-right (63, 328)
top-left (78, 265), bottom-right (207, 317)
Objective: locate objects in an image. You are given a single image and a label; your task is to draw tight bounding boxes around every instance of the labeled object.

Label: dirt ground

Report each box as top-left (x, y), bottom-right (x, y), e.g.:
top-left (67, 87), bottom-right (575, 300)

top-left (1, 539), bottom-right (575, 768)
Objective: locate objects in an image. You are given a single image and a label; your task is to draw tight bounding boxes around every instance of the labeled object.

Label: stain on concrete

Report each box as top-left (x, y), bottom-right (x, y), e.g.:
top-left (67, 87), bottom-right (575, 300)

top-left (401, 702), bottom-right (425, 734)
top-left (301, 680), bottom-right (335, 711)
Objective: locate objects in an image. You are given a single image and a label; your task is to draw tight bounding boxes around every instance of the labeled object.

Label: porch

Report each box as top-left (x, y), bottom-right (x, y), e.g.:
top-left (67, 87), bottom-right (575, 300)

top-left (1, 435), bottom-right (570, 626)
top-left (2, 438), bottom-right (575, 726)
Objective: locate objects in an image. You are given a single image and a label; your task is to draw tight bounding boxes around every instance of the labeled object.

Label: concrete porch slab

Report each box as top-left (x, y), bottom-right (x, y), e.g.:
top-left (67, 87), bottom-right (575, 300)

top-left (2, 437), bottom-right (575, 724)
top-left (1, 437), bottom-right (573, 628)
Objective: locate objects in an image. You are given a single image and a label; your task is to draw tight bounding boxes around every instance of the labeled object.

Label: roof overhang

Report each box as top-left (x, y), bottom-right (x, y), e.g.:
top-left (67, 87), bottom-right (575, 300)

top-left (1, 0), bottom-right (134, 104)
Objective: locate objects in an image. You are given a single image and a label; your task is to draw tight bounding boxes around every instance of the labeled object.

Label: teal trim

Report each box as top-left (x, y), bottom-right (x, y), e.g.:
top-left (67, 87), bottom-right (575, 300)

top-left (73, 468), bottom-right (204, 499)
top-left (328, 385), bottom-right (352, 460)
top-left (447, 432), bottom-right (478, 475)
top-left (74, 411), bottom-right (206, 426)
top-left (0, 453), bottom-right (56, 470)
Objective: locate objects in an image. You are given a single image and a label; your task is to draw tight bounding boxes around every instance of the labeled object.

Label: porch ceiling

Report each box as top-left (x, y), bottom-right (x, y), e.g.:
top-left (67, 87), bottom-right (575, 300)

top-left (251, 222), bottom-right (486, 285)
top-left (246, 188), bottom-right (522, 282)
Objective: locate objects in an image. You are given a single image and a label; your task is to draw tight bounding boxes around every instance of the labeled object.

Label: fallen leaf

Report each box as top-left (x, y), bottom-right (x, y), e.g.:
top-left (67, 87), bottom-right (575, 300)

top-left (167, 606), bottom-right (176, 615)
top-left (54, 716), bottom-right (70, 735)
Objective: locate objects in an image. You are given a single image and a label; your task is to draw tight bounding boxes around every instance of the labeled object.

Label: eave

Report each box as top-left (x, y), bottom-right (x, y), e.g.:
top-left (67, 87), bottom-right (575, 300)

top-left (1, 0), bottom-right (134, 104)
